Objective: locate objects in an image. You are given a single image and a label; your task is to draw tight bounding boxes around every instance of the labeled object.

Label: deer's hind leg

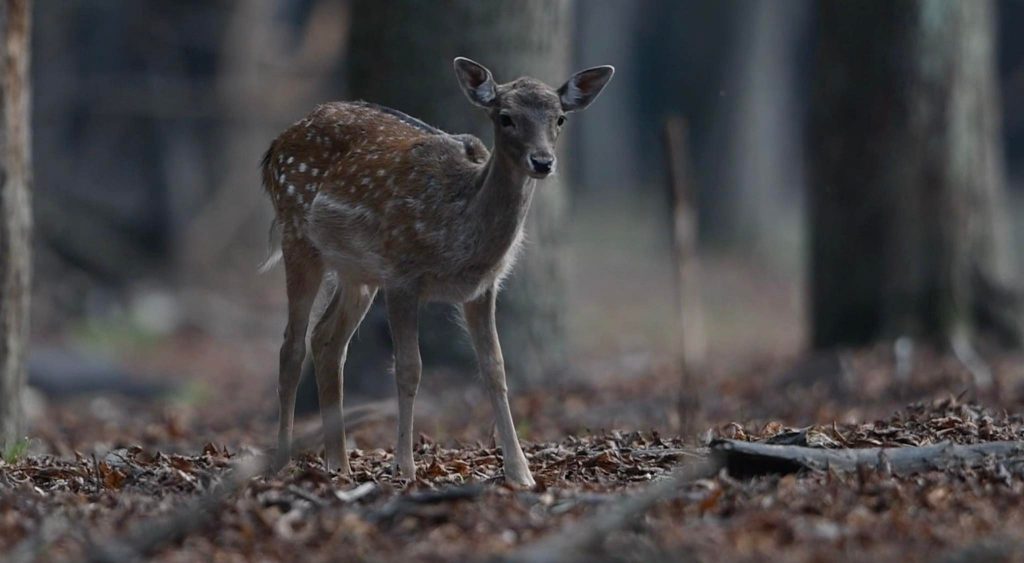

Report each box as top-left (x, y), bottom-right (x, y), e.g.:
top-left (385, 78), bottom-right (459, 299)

top-left (310, 279), bottom-right (378, 473)
top-left (276, 235), bottom-right (324, 470)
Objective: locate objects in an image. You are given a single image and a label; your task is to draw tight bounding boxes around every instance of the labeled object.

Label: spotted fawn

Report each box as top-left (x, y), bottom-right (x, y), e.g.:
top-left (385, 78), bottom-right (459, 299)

top-left (261, 57), bottom-right (613, 486)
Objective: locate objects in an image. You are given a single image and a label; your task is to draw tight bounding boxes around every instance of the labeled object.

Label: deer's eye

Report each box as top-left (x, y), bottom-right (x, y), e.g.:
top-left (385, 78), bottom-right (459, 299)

top-left (499, 113), bottom-right (514, 128)
top-left (557, 115), bottom-right (566, 127)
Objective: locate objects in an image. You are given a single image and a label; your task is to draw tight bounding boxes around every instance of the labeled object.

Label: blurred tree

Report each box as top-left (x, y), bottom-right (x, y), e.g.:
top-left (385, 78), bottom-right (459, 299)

top-left (347, 0), bottom-right (573, 386)
top-left (809, 0), bottom-right (1019, 349)
top-left (0, 0), bottom-right (32, 446)
top-left (723, 0), bottom-right (808, 264)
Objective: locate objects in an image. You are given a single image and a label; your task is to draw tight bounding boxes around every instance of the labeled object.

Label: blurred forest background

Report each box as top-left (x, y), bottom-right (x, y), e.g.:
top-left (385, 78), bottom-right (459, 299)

top-left (10, 1), bottom-right (1024, 560)
top-left (8, 0), bottom-right (1024, 440)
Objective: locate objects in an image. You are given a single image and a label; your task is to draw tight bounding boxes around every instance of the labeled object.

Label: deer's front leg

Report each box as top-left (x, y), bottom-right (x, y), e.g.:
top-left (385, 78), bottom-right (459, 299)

top-left (385, 287), bottom-right (421, 479)
top-left (462, 286), bottom-right (535, 488)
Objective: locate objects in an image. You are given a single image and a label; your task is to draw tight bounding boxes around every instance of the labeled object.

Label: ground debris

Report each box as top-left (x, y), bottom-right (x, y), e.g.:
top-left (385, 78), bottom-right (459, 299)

top-left (8, 345), bottom-right (1024, 561)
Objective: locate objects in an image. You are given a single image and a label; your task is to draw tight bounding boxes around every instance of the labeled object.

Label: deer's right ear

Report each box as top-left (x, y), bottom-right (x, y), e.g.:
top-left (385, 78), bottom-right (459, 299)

top-left (454, 57), bottom-right (497, 108)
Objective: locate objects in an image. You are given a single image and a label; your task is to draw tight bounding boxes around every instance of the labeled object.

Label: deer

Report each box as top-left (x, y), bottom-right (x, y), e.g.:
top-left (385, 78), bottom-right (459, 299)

top-left (261, 57), bottom-right (614, 487)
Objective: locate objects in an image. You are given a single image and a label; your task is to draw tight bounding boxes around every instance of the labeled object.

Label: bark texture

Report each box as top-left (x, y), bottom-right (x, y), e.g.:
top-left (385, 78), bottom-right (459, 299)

top-left (348, 0), bottom-right (572, 385)
top-left (808, 0), bottom-right (1016, 348)
top-left (712, 439), bottom-right (1024, 477)
top-left (0, 0), bottom-right (32, 446)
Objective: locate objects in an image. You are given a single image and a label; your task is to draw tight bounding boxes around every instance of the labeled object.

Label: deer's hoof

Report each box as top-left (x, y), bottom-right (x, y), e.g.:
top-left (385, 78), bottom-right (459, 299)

top-left (393, 459), bottom-right (417, 480)
top-left (325, 459), bottom-right (352, 476)
top-left (504, 470), bottom-right (536, 489)
top-left (271, 452), bottom-right (291, 473)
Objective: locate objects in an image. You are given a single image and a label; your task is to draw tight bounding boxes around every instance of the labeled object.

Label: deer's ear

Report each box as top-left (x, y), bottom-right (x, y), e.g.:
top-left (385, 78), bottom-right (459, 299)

top-left (558, 66), bottom-right (615, 112)
top-left (454, 57), bottom-right (497, 108)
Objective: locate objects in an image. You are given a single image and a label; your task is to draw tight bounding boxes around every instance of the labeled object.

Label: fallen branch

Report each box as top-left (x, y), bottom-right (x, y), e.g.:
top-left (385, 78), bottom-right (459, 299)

top-left (286, 484), bottom-right (328, 508)
top-left (292, 399), bottom-right (396, 454)
top-left (86, 454), bottom-right (266, 563)
top-left (711, 439), bottom-right (1024, 477)
top-left (628, 447), bottom-right (703, 460)
top-left (79, 404), bottom-right (401, 562)
top-left (508, 459), bottom-right (720, 563)
top-left (937, 535), bottom-right (1024, 563)
top-left (371, 483), bottom-right (487, 523)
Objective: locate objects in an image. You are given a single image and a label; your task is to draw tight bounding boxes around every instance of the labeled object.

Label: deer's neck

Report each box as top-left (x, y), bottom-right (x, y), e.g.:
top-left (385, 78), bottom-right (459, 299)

top-left (471, 147), bottom-right (535, 235)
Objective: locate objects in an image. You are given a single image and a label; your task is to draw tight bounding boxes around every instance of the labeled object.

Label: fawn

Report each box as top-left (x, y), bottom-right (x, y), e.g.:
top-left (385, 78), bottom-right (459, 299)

top-left (261, 57), bottom-right (613, 486)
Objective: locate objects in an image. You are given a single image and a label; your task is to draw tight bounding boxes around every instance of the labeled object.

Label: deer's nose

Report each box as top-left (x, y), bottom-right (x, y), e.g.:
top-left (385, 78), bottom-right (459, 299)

top-left (529, 154), bottom-right (555, 175)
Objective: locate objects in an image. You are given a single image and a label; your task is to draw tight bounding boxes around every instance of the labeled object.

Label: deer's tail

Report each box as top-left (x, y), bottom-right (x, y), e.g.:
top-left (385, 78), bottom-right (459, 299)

top-left (257, 218), bottom-right (283, 274)
top-left (257, 139), bottom-right (285, 274)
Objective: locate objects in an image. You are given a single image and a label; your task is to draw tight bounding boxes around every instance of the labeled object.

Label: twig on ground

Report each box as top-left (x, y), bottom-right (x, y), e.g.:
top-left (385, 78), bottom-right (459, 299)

top-left (509, 458), bottom-right (720, 563)
top-left (334, 482), bottom-right (377, 503)
top-left (371, 483), bottom-right (487, 523)
top-left (85, 454), bottom-right (266, 563)
top-left (286, 484), bottom-right (328, 508)
top-left (937, 535), bottom-right (1024, 563)
top-left (627, 447), bottom-right (704, 460)
top-left (292, 399), bottom-right (396, 453)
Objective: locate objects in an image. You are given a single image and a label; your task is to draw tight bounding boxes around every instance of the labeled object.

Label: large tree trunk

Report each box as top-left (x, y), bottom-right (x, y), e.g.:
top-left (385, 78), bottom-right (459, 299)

top-left (808, 0), bottom-right (1016, 348)
top-left (0, 0), bottom-right (32, 446)
top-left (348, 0), bottom-right (572, 386)
top-left (723, 0), bottom-right (808, 261)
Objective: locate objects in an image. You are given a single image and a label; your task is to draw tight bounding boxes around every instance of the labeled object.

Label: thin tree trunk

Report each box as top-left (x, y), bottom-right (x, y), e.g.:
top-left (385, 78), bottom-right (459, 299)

top-left (808, 0), bottom-right (1017, 348)
top-left (349, 0), bottom-right (572, 385)
top-left (0, 0), bottom-right (32, 446)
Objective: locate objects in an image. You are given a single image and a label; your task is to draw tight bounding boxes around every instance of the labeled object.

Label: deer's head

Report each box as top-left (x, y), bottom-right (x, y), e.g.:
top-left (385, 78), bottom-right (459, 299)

top-left (454, 57), bottom-right (614, 179)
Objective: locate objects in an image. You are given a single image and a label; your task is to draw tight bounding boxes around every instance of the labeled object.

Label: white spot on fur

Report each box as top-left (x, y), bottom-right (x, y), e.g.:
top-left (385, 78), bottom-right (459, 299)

top-left (287, 156), bottom-right (295, 164)
top-left (298, 163), bottom-right (307, 173)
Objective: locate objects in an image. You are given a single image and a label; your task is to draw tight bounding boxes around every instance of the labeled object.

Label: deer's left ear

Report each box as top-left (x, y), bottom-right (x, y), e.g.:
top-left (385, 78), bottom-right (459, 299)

top-left (558, 66), bottom-right (615, 112)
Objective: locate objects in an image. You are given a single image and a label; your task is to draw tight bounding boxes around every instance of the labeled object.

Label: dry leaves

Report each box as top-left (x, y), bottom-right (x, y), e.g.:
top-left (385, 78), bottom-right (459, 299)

top-left (6, 343), bottom-right (1024, 561)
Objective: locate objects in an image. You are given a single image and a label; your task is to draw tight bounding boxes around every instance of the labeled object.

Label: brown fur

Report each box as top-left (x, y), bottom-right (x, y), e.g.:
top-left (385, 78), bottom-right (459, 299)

top-left (264, 58), bottom-right (613, 486)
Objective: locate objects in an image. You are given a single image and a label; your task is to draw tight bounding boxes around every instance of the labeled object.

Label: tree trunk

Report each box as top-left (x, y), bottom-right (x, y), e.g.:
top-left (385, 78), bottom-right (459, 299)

top-left (0, 0), bottom-right (32, 446)
top-left (348, 0), bottom-right (572, 385)
top-left (723, 0), bottom-right (808, 261)
top-left (808, 0), bottom-right (1016, 348)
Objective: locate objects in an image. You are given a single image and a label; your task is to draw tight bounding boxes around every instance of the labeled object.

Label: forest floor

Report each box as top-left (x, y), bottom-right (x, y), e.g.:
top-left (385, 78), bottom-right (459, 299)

top-left (5, 337), bottom-right (1024, 562)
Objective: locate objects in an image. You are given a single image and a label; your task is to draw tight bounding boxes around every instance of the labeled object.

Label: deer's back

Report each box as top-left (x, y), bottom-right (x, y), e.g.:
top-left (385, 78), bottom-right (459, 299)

top-left (262, 102), bottom-right (500, 295)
